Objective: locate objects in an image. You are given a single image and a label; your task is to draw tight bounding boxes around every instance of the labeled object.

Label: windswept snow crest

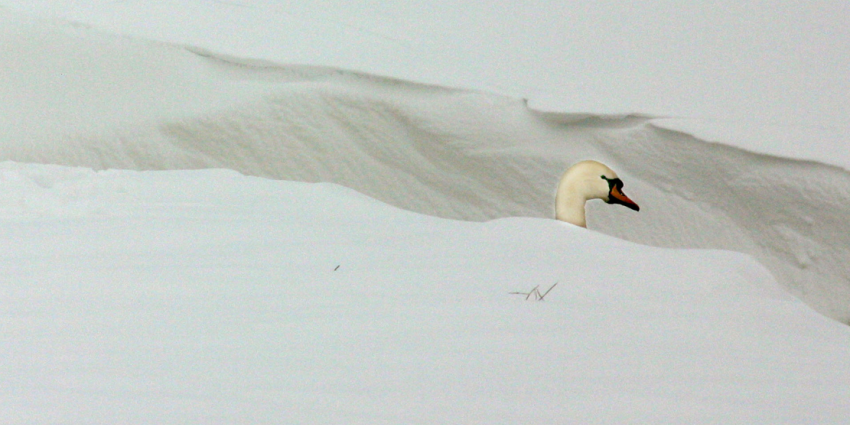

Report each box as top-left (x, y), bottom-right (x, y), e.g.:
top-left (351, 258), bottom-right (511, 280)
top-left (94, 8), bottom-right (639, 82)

top-left (4, 0), bottom-right (849, 164)
top-left (1, 162), bottom-right (850, 424)
top-left (2, 10), bottom-right (850, 322)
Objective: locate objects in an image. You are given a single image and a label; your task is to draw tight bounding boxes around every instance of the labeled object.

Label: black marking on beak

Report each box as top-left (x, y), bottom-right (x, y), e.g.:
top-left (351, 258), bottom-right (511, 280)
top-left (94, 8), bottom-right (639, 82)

top-left (602, 177), bottom-right (640, 211)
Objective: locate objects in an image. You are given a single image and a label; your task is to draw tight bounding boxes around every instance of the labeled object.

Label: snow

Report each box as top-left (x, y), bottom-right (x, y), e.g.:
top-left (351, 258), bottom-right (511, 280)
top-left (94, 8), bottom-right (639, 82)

top-left (1, 3), bottom-right (850, 423)
top-left (3, 0), bottom-right (849, 166)
top-left (2, 163), bottom-right (850, 424)
top-left (3, 8), bottom-right (850, 323)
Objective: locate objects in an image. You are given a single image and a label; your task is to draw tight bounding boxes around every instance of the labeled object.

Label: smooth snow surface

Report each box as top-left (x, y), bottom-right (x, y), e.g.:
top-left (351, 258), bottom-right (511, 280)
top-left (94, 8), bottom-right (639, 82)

top-left (2, 0), bottom-right (849, 166)
top-left (2, 6), bottom-right (850, 423)
top-left (2, 163), bottom-right (850, 424)
top-left (2, 9), bottom-right (849, 322)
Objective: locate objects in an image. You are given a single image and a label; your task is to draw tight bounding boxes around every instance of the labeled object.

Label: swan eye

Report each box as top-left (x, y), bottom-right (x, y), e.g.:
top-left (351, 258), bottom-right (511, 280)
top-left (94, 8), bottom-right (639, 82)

top-left (600, 176), bottom-right (623, 191)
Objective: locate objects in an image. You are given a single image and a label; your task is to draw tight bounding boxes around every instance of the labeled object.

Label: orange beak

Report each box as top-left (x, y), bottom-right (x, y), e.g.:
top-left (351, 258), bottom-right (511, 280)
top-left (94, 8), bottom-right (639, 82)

top-left (609, 185), bottom-right (640, 211)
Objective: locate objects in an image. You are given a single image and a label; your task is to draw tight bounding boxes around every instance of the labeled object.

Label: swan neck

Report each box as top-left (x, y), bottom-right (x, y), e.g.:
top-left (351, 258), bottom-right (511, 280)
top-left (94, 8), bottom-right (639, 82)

top-left (555, 191), bottom-right (587, 228)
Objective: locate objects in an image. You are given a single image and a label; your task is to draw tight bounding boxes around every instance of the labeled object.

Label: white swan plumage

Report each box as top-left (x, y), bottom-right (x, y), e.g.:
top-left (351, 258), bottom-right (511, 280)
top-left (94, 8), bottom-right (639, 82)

top-left (555, 160), bottom-right (640, 228)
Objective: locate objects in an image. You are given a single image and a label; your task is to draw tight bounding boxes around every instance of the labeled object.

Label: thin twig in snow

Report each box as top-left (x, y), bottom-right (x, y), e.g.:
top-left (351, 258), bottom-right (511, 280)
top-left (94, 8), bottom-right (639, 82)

top-left (509, 282), bottom-right (558, 301)
top-left (538, 282), bottom-right (558, 300)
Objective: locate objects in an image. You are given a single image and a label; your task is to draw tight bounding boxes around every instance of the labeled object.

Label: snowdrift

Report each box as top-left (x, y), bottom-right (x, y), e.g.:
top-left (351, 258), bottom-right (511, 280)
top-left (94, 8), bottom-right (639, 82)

top-left (2, 10), bottom-right (850, 323)
top-left (2, 163), bottom-right (850, 424)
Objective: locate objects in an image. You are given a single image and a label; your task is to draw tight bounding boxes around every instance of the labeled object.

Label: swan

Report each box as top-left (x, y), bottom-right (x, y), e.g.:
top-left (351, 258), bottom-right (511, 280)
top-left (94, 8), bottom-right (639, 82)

top-left (555, 160), bottom-right (640, 228)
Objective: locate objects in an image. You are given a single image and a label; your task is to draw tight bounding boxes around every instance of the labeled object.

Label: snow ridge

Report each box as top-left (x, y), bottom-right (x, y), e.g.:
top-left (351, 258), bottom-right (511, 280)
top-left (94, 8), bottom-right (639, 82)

top-left (2, 10), bottom-right (850, 322)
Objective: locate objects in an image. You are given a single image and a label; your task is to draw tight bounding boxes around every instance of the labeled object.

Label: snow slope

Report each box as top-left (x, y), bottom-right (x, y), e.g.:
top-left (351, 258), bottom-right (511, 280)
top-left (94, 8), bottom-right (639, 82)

top-left (2, 10), bottom-right (850, 322)
top-left (2, 7), bottom-right (850, 423)
top-left (2, 163), bottom-right (850, 424)
top-left (3, 0), bottom-right (849, 166)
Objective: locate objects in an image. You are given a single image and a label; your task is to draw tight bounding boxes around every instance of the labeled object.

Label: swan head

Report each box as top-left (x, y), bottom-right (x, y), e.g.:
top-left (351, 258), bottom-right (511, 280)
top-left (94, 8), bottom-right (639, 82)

top-left (555, 160), bottom-right (639, 228)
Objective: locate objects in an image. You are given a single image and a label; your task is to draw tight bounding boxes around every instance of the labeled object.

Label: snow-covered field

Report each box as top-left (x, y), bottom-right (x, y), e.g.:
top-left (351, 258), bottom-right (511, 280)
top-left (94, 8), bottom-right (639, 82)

top-left (3, 164), bottom-right (850, 424)
top-left (2, 3), bottom-right (850, 423)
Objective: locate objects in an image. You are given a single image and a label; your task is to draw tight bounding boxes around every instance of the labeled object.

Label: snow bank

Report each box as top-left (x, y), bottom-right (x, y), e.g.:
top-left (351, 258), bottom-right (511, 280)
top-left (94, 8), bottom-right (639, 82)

top-left (2, 10), bottom-right (850, 323)
top-left (4, 0), bottom-right (849, 166)
top-left (2, 163), bottom-right (849, 424)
